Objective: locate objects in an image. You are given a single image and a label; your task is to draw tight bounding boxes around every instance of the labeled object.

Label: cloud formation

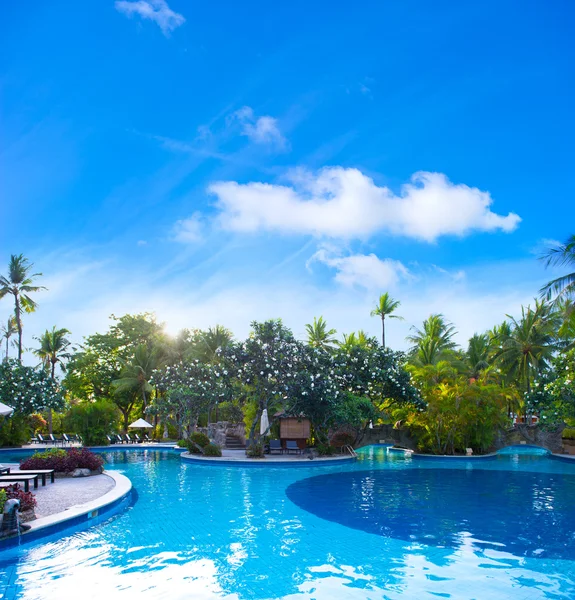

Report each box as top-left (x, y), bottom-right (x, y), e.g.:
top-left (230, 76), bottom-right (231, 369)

top-left (210, 168), bottom-right (521, 242)
top-left (232, 106), bottom-right (287, 150)
top-left (308, 248), bottom-right (410, 290)
top-left (173, 213), bottom-right (203, 243)
top-left (115, 0), bottom-right (185, 35)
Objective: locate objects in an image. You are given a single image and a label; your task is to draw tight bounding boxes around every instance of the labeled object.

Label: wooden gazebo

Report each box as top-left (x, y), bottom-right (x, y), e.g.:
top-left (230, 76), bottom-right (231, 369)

top-left (274, 412), bottom-right (311, 450)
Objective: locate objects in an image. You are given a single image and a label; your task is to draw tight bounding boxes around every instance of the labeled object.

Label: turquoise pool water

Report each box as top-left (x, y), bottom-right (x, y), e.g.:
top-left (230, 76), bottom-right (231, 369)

top-left (1, 446), bottom-right (575, 599)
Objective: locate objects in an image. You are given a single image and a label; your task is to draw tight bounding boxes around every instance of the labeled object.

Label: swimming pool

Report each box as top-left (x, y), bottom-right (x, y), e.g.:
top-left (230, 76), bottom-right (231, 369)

top-left (1, 445), bottom-right (574, 599)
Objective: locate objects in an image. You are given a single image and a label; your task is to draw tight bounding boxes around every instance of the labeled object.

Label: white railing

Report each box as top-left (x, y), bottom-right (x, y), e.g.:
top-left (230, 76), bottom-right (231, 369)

top-left (342, 444), bottom-right (357, 458)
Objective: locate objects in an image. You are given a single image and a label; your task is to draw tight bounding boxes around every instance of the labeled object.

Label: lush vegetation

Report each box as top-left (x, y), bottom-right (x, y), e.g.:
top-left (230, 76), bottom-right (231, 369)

top-left (0, 237), bottom-right (574, 455)
top-left (20, 448), bottom-right (104, 473)
top-left (3, 484), bottom-right (37, 512)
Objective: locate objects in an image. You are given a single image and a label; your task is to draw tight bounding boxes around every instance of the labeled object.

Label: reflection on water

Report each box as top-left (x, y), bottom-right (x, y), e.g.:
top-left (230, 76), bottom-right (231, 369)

top-left (0, 448), bottom-right (574, 600)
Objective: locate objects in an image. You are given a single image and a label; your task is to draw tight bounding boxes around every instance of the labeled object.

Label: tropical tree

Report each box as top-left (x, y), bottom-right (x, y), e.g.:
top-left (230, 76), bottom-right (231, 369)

top-left (540, 234), bottom-right (575, 301)
top-left (407, 314), bottom-right (458, 365)
top-left (34, 327), bottom-right (72, 379)
top-left (370, 293), bottom-right (403, 347)
top-left (305, 316), bottom-right (337, 351)
top-left (33, 326), bottom-right (73, 433)
top-left (188, 325), bottom-right (233, 364)
top-left (496, 300), bottom-right (558, 394)
top-left (0, 254), bottom-right (45, 361)
top-left (466, 333), bottom-right (493, 379)
top-left (113, 343), bottom-right (161, 428)
top-left (0, 316), bottom-right (17, 361)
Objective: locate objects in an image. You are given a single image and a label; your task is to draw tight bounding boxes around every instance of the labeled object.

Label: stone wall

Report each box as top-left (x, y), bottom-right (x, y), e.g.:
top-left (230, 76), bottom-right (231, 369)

top-left (198, 421), bottom-right (246, 447)
top-left (355, 425), bottom-right (417, 450)
top-left (493, 424), bottom-right (565, 454)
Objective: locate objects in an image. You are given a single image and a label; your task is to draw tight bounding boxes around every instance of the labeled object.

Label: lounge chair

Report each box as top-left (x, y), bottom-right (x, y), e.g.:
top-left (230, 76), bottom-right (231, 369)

top-left (0, 474), bottom-right (39, 493)
top-left (48, 433), bottom-right (63, 446)
top-left (116, 434), bottom-right (124, 444)
top-left (285, 440), bottom-right (302, 455)
top-left (143, 434), bottom-right (152, 442)
top-left (124, 434), bottom-right (134, 444)
top-left (0, 466), bottom-right (10, 476)
top-left (106, 435), bottom-right (116, 444)
top-left (10, 469), bottom-right (55, 486)
top-left (37, 434), bottom-right (49, 444)
top-left (268, 440), bottom-right (283, 454)
top-left (134, 434), bottom-right (141, 443)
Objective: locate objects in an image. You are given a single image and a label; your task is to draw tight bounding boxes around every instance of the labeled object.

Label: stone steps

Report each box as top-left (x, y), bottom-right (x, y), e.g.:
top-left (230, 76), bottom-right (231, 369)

top-left (225, 434), bottom-right (245, 449)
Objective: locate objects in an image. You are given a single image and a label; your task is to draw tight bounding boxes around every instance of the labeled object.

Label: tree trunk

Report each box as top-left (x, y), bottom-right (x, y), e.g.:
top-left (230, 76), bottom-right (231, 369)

top-left (381, 316), bottom-right (385, 347)
top-left (14, 295), bottom-right (23, 362)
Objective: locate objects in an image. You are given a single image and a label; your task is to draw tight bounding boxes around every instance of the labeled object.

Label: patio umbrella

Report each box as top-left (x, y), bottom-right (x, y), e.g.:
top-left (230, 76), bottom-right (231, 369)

top-left (128, 418), bottom-right (153, 428)
top-left (260, 409), bottom-right (269, 436)
top-left (0, 402), bottom-right (14, 417)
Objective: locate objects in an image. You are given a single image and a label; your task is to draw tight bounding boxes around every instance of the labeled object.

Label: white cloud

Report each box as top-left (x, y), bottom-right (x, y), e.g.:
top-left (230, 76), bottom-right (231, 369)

top-left (232, 106), bottom-right (287, 150)
top-left (308, 248), bottom-right (410, 290)
top-left (173, 213), bottom-right (203, 243)
top-left (210, 168), bottom-right (521, 242)
top-left (115, 0), bottom-right (185, 36)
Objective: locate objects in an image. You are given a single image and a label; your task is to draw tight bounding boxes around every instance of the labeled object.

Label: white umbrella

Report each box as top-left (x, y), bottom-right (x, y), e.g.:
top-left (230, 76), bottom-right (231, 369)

top-left (128, 418), bottom-right (153, 428)
top-left (0, 402), bottom-right (14, 417)
top-left (260, 409), bottom-right (269, 436)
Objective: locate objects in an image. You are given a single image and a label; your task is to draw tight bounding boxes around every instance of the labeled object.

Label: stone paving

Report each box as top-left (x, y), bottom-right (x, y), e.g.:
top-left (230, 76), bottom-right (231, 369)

top-left (2, 464), bottom-right (115, 518)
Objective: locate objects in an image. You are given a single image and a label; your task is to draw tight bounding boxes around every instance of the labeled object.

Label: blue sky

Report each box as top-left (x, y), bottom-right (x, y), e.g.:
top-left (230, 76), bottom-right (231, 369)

top-left (1, 0), bottom-right (574, 354)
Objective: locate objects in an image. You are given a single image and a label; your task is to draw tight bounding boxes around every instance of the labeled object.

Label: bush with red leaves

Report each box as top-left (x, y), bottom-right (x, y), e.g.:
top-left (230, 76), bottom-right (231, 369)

top-left (5, 484), bottom-right (37, 512)
top-left (20, 448), bottom-right (104, 473)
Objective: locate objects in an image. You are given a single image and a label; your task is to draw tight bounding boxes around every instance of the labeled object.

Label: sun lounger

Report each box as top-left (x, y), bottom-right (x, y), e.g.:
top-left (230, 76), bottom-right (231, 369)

top-left (143, 434), bottom-right (152, 442)
top-left (0, 474), bottom-right (39, 492)
top-left (134, 434), bottom-right (141, 443)
top-left (124, 434), bottom-right (134, 444)
top-left (285, 441), bottom-right (302, 455)
top-left (37, 434), bottom-right (49, 444)
top-left (268, 440), bottom-right (283, 454)
top-left (62, 433), bottom-right (72, 445)
top-left (0, 467), bottom-right (10, 476)
top-left (106, 435), bottom-right (116, 444)
top-left (10, 469), bottom-right (55, 486)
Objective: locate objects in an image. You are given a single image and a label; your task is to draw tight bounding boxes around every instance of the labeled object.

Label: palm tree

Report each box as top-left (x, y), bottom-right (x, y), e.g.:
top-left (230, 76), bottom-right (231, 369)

top-left (33, 326), bottom-right (72, 433)
top-left (540, 234), bottom-right (575, 300)
top-left (305, 316), bottom-right (337, 351)
top-left (113, 344), bottom-right (160, 428)
top-left (407, 314), bottom-right (458, 364)
top-left (1, 316), bottom-right (17, 361)
top-left (496, 300), bottom-right (558, 393)
top-left (0, 254), bottom-right (45, 361)
top-left (370, 293), bottom-right (402, 347)
top-left (466, 333), bottom-right (493, 379)
top-left (188, 325), bottom-right (233, 364)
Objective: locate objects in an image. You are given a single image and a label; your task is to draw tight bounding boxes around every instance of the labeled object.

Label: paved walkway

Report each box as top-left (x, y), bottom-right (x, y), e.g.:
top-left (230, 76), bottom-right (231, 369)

top-left (2, 464), bottom-right (115, 518)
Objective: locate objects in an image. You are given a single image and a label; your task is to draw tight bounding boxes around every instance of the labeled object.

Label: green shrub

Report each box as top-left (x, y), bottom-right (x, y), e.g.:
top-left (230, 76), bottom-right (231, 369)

top-left (246, 442), bottom-right (265, 458)
top-left (176, 439), bottom-right (187, 448)
top-left (0, 414), bottom-right (32, 447)
top-left (64, 400), bottom-right (120, 446)
top-left (203, 443), bottom-right (222, 457)
top-left (0, 489), bottom-right (6, 513)
top-left (316, 443), bottom-right (336, 456)
top-left (185, 431), bottom-right (211, 454)
top-left (563, 428), bottom-right (575, 440)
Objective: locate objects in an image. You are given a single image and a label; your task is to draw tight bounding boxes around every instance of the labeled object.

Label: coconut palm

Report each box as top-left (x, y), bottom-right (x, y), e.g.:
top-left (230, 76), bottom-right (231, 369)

top-left (33, 326), bottom-right (72, 433)
top-left (188, 325), bottom-right (233, 364)
top-left (1, 316), bottom-right (17, 361)
top-left (466, 333), bottom-right (493, 379)
top-left (113, 343), bottom-right (160, 417)
top-left (305, 316), bottom-right (337, 351)
top-left (407, 314), bottom-right (458, 364)
top-left (34, 327), bottom-right (73, 379)
top-left (496, 300), bottom-right (558, 393)
top-left (0, 254), bottom-right (45, 361)
top-left (540, 234), bottom-right (575, 301)
top-left (370, 293), bottom-right (403, 347)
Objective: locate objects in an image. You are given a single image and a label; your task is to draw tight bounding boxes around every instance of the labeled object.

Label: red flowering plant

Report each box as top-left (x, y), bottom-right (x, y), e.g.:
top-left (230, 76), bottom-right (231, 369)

top-left (20, 448), bottom-right (104, 473)
top-left (5, 484), bottom-right (37, 512)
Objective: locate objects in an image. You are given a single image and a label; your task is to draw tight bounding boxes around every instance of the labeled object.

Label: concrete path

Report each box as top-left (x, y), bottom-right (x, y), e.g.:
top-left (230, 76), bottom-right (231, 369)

top-left (1, 464), bottom-right (115, 518)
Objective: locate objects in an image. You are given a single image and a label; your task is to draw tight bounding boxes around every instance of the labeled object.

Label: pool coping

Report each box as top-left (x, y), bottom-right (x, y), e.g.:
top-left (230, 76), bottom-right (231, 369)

top-left (412, 452), bottom-right (498, 460)
top-left (0, 470), bottom-right (133, 548)
top-left (180, 452), bottom-right (356, 467)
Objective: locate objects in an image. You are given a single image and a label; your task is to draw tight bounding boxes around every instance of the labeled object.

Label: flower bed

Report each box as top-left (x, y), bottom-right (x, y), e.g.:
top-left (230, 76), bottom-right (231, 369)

top-left (20, 448), bottom-right (104, 474)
